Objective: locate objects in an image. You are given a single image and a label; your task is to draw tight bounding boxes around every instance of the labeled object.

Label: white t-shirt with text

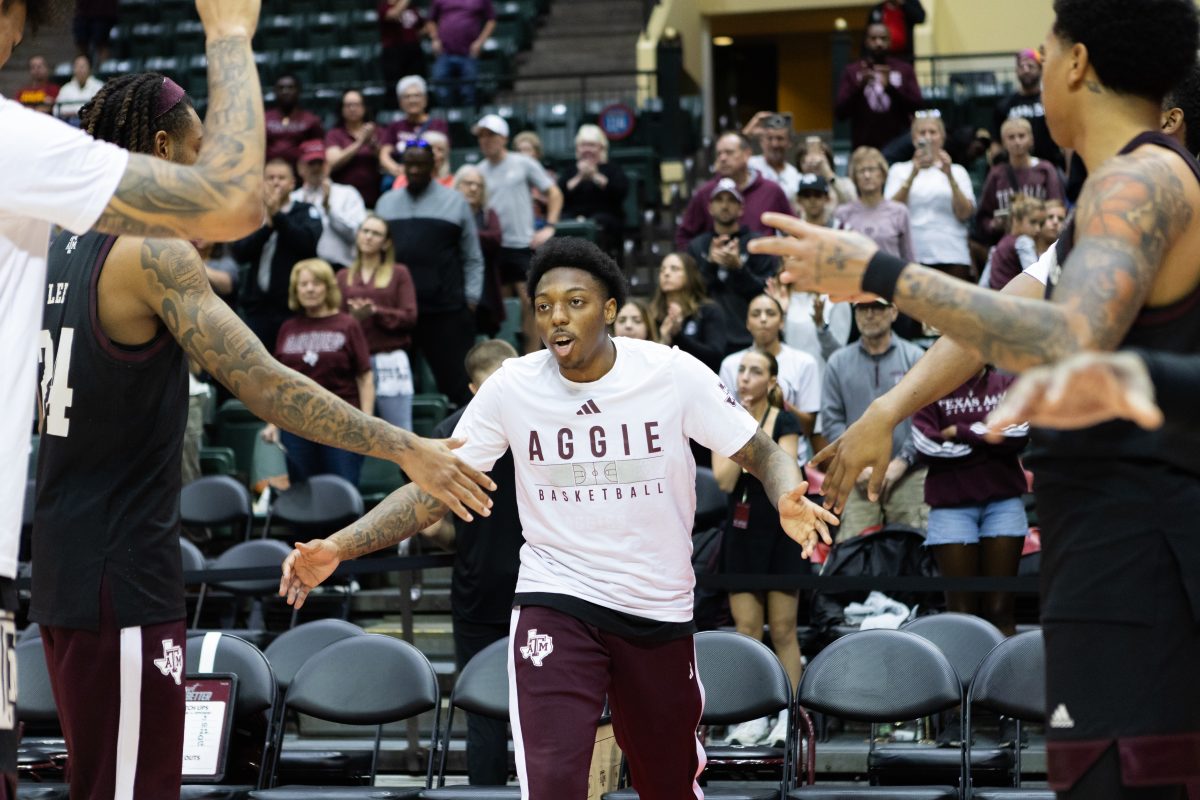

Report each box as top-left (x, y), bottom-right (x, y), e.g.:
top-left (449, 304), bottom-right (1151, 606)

top-left (451, 337), bottom-right (758, 622)
top-left (884, 160), bottom-right (975, 266)
top-left (0, 95), bottom-right (129, 578)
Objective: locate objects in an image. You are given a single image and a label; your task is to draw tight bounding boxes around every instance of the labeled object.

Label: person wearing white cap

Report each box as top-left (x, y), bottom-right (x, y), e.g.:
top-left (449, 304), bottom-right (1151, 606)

top-left (475, 113), bottom-right (563, 352)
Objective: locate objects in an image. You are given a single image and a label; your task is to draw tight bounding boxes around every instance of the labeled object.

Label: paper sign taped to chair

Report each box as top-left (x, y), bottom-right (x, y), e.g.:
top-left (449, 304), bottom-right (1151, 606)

top-left (587, 722), bottom-right (623, 799)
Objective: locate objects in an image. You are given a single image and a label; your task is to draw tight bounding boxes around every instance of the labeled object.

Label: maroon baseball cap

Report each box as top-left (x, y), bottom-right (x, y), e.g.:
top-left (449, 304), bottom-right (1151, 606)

top-left (298, 140), bottom-right (326, 164)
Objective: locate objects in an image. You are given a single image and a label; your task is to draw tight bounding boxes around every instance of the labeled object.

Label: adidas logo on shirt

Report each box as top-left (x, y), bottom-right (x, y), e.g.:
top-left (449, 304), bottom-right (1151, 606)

top-left (1049, 703), bottom-right (1075, 729)
top-left (576, 399), bottom-right (601, 416)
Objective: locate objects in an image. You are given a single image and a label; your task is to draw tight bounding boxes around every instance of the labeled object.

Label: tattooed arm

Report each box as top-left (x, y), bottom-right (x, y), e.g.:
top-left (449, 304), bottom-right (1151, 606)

top-left (752, 150), bottom-right (1194, 373)
top-left (280, 485), bottom-right (449, 607)
top-left (94, 2), bottom-right (265, 241)
top-left (125, 236), bottom-right (495, 519)
top-left (729, 428), bottom-right (838, 558)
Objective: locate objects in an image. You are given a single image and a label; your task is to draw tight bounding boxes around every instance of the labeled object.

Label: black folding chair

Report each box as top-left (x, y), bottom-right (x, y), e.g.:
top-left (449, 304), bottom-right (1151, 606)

top-left (262, 475), bottom-right (364, 540)
top-left (248, 634), bottom-right (441, 799)
top-left (966, 631), bottom-right (1053, 800)
top-left (181, 632), bottom-right (281, 799)
top-left (604, 630), bottom-right (793, 800)
top-left (263, 620), bottom-right (372, 787)
top-left (419, 636), bottom-right (518, 799)
top-left (181, 475), bottom-right (255, 541)
top-left (15, 638), bottom-right (67, 794)
top-left (191, 539), bottom-right (296, 638)
top-left (789, 629), bottom-right (962, 799)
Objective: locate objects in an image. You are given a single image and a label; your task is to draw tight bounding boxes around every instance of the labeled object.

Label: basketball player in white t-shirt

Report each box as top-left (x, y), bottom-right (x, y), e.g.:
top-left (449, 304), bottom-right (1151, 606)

top-left (281, 238), bottom-right (838, 799)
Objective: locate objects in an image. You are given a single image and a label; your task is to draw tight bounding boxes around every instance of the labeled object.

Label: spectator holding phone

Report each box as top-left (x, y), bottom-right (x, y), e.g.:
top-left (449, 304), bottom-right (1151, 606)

top-left (744, 111), bottom-right (801, 201)
top-left (835, 23), bottom-right (923, 150)
top-left (686, 178), bottom-right (779, 355)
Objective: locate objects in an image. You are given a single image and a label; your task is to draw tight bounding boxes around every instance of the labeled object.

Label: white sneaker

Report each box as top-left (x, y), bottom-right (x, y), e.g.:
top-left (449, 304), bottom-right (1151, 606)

top-left (726, 716), bottom-right (769, 746)
top-left (765, 712), bottom-right (789, 747)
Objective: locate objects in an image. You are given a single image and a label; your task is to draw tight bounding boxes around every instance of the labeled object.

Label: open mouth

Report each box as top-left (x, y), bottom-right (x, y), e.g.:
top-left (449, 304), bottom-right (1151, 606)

top-left (550, 333), bottom-right (575, 358)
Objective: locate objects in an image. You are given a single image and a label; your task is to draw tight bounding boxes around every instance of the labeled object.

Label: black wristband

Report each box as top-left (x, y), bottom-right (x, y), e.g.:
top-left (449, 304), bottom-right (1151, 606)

top-left (862, 251), bottom-right (908, 302)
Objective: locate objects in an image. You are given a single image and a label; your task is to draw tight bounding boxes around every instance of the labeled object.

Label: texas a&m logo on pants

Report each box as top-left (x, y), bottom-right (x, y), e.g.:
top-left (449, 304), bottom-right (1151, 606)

top-left (153, 638), bottom-right (184, 685)
top-left (520, 629), bottom-right (554, 667)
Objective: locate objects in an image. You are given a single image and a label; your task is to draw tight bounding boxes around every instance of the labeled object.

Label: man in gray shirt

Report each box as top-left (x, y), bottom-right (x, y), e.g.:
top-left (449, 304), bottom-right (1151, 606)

top-left (377, 143), bottom-right (484, 404)
top-left (474, 114), bottom-right (563, 351)
top-left (821, 299), bottom-right (928, 539)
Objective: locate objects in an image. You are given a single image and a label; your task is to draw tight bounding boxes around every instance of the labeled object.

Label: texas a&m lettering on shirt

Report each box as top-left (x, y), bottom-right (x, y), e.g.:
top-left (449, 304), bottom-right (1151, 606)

top-left (452, 338), bottom-right (757, 623)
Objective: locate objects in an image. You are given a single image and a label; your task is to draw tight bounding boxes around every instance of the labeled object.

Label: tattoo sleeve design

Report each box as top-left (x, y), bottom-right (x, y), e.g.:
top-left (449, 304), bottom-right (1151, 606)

top-left (94, 36), bottom-right (264, 239)
top-left (331, 484), bottom-right (448, 559)
top-left (139, 238), bottom-right (411, 457)
top-left (892, 152), bottom-right (1192, 372)
top-left (729, 427), bottom-right (804, 509)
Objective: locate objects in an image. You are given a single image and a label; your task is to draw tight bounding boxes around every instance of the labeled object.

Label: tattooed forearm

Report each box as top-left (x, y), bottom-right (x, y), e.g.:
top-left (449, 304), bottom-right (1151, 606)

top-left (140, 238), bottom-right (413, 457)
top-left (94, 35), bottom-right (264, 240)
top-left (730, 428), bottom-right (804, 510)
top-left (893, 152), bottom-right (1191, 372)
top-left (330, 485), bottom-right (449, 560)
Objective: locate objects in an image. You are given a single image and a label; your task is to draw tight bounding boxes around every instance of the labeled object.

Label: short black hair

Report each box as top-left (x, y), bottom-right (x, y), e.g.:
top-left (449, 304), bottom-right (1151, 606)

top-left (1053, 0), bottom-right (1198, 103)
top-left (527, 237), bottom-right (628, 310)
top-left (5, 0), bottom-right (69, 34)
top-left (1165, 64), bottom-right (1200, 157)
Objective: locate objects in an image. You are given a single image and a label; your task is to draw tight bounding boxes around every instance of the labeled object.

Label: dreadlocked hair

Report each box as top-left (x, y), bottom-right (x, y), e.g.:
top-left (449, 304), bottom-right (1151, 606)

top-left (80, 73), bottom-right (195, 155)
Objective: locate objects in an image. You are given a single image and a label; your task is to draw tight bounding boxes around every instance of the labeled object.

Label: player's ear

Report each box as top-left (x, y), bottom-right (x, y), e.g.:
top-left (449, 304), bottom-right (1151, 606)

top-left (603, 297), bottom-right (617, 326)
top-left (154, 130), bottom-right (171, 161)
top-left (1162, 107), bottom-right (1185, 136)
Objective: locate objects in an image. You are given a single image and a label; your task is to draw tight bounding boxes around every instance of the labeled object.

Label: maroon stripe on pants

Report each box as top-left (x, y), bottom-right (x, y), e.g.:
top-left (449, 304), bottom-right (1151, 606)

top-left (510, 605), bottom-right (705, 800)
top-left (40, 585), bottom-right (185, 800)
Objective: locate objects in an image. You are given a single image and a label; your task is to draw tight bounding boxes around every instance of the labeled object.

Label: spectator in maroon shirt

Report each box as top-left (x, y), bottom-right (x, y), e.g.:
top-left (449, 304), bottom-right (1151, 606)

top-left (337, 215), bottom-right (418, 431)
top-left (428, 0), bottom-right (495, 108)
top-left (675, 131), bottom-right (793, 250)
top-left (261, 259), bottom-right (374, 486)
top-left (379, 76), bottom-right (451, 189)
top-left (326, 89), bottom-right (382, 208)
top-left (265, 74), bottom-right (325, 170)
top-left (454, 163), bottom-right (505, 335)
top-left (912, 367), bottom-right (1029, 634)
top-left (975, 116), bottom-right (1066, 246)
top-left (18, 55), bottom-right (58, 111)
top-left (379, 0), bottom-right (427, 101)
top-left (835, 23), bottom-right (923, 151)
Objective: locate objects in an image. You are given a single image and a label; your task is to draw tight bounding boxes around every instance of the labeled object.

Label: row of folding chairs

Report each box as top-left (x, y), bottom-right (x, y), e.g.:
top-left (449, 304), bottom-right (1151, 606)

top-left (17, 620), bottom-right (440, 798)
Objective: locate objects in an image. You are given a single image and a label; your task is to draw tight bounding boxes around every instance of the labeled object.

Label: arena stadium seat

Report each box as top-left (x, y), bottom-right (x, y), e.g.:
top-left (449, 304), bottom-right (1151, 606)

top-left (358, 456), bottom-right (406, 508)
top-left (264, 620), bottom-right (373, 788)
top-left (411, 394), bottom-right (452, 439)
top-left (182, 475), bottom-right (255, 542)
top-left (965, 631), bottom-right (1053, 799)
top-left (213, 399), bottom-right (267, 486)
top-left (191, 538), bottom-right (296, 636)
top-left (789, 630), bottom-right (962, 799)
top-left (255, 15), bottom-right (297, 54)
top-left (694, 466), bottom-right (727, 530)
top-left (419, 637), bottom-right (518, 798)
top-left (181, 632), bottom-right (281, 798)
top-left (248, 635), bottom-right (441, 799)
top-left (200, 446), bottom-right (238, 479)
top-left (603, 630), bottom-right (793, 800)
top-left (553, 219), bottom-right (597, 241)
top-left (262, 475), bottom-right (365, 541)
top-left (871, 614), bottom-right (1011, 787)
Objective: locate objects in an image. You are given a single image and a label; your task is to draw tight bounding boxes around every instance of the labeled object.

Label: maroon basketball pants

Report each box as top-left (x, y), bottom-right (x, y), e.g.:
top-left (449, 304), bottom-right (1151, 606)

top-left (509, 605), bottom-right (706, 800)
top-left (41, 587), bottom-right (186, 800)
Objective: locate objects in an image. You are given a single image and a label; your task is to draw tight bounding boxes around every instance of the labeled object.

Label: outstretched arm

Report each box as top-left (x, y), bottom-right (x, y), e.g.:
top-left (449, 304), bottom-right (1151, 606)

top-left (94, 2), bottom-right (265, 241)
top-left (131, 237), bottom-right (495, 520)
top-left (751, 151), bottom-right (1194, 372)
top-left (729, 428), bottom-right (838, 558)
top-left (280, 484), bottom-right (449, 607)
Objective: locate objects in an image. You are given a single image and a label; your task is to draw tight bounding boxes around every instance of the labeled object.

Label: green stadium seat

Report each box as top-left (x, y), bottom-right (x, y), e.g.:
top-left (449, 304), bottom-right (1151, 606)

top-left (156, 0), bottom-right (193, 24)
top-left (185, 54), bottom-right (209, 97)
top-left (494, 296), bottom-right (525, 353)
top-left (173, 19), bottom-right (206, 58)
top-left (358, 456), bottom-right (406, 508)
top-left (255, 15), bottom-right (296, 53)
top-left (143, 56), bottom-right (181, 80)
top-left (213, 399), bottom-right (266, 486)
top-left (411, 394), bottom-right (451, 439)
top-left (324, 45), bottom-right (370, 88)
top-left (253, 51), bottom-right (282, 87)
top-left (128, 22), bottom-right (166, 59)
top-left (96, 58), bottom-right (139, 82)
top-left (278, 48), bottom-right (318, 88)
top-left (250, 436), bottom-right (288, 489)
top-left (348, 8), bottom-right (381, 46)
top-left (554, 219), bottom-right (597, 242)
top-left (304, 12), bottom-right (347, 50)
top-left (199, 446), bottom-right (238, 478)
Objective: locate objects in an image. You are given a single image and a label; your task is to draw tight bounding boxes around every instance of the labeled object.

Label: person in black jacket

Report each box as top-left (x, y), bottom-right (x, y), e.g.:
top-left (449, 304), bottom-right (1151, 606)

top-left (650, 251), bottom-right (727, 371)
top-left (559, 123), bottom-right (629, 257)
top-left (686, 178), bottom-right (778, 355)
top-left (233, 158), bottom-right (322, 349)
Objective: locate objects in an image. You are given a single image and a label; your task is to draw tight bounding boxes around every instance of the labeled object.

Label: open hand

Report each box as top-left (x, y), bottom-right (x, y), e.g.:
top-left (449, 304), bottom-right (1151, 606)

top-left (399, 437), bottom-right (495, 522)
top-left (279, 538), bottom-right (340, 608)
top-left (195, 0), bottom-right (261, 39)
top-left (809, 406), bottom-right (896, 512)
top-left (985, 351), bottom-right (1162, 434)
top-left (778, 483), bottom-right (838, 559)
